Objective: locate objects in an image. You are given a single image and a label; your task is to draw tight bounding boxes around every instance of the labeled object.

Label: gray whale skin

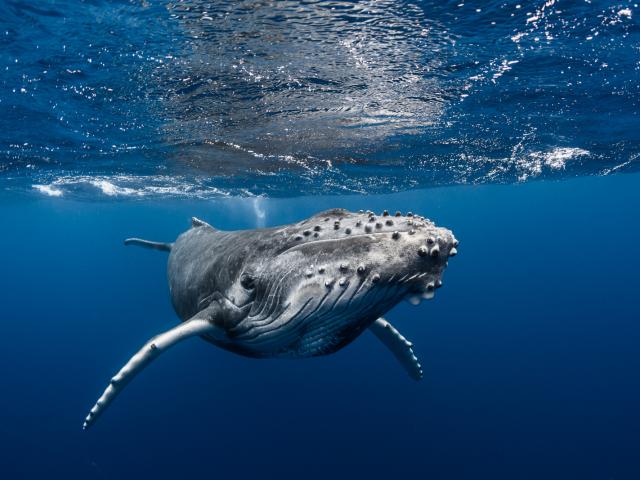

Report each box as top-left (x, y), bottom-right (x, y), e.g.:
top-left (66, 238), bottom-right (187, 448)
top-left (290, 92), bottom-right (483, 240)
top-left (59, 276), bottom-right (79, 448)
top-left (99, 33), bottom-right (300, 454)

top-left (83, 208), bottom-right (458, 429)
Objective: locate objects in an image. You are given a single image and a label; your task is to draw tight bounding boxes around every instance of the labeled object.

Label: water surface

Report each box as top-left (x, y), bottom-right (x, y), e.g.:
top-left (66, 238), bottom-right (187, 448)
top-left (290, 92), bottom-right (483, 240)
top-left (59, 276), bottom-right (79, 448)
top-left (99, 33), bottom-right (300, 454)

top-left (2, 0), bottom-right (638, 196)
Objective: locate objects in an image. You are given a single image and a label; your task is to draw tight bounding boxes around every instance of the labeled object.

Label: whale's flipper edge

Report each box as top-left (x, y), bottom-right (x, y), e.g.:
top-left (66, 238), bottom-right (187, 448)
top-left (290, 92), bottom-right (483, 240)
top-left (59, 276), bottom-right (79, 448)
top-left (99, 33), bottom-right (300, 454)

top-left (83, 311), bottom-right (221, 430)
top-left (124, 238), bottom-right (173, 252)
top-left (369, 317), bottom-right (423, 381)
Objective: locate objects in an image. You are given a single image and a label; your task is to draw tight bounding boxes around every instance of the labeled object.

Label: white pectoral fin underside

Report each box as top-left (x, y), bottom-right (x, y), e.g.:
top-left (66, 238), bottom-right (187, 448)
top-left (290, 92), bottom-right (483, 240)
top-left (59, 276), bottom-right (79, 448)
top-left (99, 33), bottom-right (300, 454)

top-left (369, 318), bottom-right (423, 381)
top-left (83, 310), bottom-right (220, 430)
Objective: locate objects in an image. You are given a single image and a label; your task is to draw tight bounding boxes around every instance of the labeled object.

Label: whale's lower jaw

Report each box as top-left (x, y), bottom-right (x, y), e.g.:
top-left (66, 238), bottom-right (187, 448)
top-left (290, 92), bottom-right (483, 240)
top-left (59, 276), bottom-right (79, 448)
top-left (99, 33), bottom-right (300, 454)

top-left (204, 309), bottom-right (382, 359)
top-left (203, 277), bottom-right (440, 359)
top-left (211, 271), bottom-right (417, 358)
top-left (203, 324), bottom-right (368, 359)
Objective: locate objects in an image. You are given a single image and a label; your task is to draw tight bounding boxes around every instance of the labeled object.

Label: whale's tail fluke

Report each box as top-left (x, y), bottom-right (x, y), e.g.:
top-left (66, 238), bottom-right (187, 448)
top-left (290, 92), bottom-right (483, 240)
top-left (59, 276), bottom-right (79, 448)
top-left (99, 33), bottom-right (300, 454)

top-left (124, 238), bottom-right (173, 252)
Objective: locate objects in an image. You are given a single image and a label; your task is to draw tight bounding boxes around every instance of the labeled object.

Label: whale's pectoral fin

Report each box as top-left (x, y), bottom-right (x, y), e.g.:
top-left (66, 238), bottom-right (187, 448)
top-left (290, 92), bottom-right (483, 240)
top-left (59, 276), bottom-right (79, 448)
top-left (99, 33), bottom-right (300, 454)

top-left (369, 318), bottom-right (423, 381)
top-left (83, 308), bottom-right (222, 430)
top-left (124, 238), bottom-right (173, 252)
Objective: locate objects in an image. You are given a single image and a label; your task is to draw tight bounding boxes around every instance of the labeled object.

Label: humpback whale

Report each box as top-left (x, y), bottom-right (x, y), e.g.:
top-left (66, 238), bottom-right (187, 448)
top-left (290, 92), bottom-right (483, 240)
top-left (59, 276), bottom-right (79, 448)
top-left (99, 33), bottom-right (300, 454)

top-left (83, 208), bottom-right (458, 429)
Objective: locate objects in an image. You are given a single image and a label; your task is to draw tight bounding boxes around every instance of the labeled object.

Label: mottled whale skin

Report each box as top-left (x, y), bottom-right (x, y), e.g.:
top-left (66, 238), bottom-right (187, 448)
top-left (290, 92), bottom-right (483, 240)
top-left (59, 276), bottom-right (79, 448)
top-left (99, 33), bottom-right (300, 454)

top-left (83, 208), bottom-right (458, 429)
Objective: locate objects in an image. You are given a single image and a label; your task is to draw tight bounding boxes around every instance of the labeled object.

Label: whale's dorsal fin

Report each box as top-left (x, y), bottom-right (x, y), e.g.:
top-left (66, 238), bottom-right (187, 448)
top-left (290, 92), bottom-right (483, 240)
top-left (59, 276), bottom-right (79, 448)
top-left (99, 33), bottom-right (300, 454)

top-left (191, 217), bottom-right (213, 229)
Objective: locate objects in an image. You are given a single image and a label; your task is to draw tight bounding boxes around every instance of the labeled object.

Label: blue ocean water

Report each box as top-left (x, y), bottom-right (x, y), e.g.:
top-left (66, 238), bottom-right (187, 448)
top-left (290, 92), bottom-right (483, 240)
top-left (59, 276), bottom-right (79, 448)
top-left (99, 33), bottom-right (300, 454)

top-left (1, 1), bottom-right (640, 479)
top-left (1, 176), bottom-right (640, 479)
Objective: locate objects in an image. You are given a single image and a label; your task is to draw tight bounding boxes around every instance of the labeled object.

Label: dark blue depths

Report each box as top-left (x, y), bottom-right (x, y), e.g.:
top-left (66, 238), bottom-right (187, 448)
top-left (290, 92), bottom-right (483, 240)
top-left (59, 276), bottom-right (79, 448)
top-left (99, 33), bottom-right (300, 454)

top-left (0, 173), bottom-right (639, 479)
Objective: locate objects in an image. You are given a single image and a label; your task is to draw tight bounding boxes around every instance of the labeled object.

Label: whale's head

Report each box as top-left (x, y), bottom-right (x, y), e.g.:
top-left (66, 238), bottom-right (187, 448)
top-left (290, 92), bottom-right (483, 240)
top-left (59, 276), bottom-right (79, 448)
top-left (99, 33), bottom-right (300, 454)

top-left (231, 209), bottom-right (458, 355)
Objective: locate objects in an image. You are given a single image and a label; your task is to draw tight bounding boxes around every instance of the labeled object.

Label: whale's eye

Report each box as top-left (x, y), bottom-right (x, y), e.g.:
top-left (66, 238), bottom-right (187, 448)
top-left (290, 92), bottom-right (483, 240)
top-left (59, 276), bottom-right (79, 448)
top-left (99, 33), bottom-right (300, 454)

top-left (240, 274), bottom-right (255, 289)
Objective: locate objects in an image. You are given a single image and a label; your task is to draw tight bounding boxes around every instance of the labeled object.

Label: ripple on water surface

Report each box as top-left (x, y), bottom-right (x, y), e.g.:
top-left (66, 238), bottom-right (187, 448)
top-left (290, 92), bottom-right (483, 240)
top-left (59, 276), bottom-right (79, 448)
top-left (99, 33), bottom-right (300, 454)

top-left (1, 0), bottom-right (639, 197)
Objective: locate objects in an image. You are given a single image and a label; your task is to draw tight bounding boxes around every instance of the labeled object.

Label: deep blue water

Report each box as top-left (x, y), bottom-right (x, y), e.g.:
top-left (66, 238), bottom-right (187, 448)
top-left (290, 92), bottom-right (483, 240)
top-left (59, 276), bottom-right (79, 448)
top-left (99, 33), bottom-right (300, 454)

top-left (1, 1), bottom-right (640, 479)
top-left (2, 175), bottom-right (640, 479)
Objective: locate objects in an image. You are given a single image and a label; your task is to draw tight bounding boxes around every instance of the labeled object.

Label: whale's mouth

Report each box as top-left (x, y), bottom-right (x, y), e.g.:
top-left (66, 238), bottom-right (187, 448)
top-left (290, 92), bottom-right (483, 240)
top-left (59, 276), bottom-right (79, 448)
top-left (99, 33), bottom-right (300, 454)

top-left (396, 270), bottom-right (446, 306)
top-left (403, 279), bottom-right (442, 306)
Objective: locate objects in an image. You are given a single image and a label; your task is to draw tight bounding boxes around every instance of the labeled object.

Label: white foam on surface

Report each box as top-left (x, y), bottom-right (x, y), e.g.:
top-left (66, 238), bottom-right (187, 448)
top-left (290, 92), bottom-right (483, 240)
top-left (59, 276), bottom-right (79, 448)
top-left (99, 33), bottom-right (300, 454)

top-left (539, 147), bottom-right (590, 170)
top-left (480, 145), bottom-right (592, 183)
top-left (90, 180), bottom-right (138, 197)
top-left (32, 184), bottom-right (64, 197)
top-left (30, 174), bottom-right (247, 199)
top-left (517, 147), bottom-right (590, 181)
top-left (618, 8), bottom-right (632, 18)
